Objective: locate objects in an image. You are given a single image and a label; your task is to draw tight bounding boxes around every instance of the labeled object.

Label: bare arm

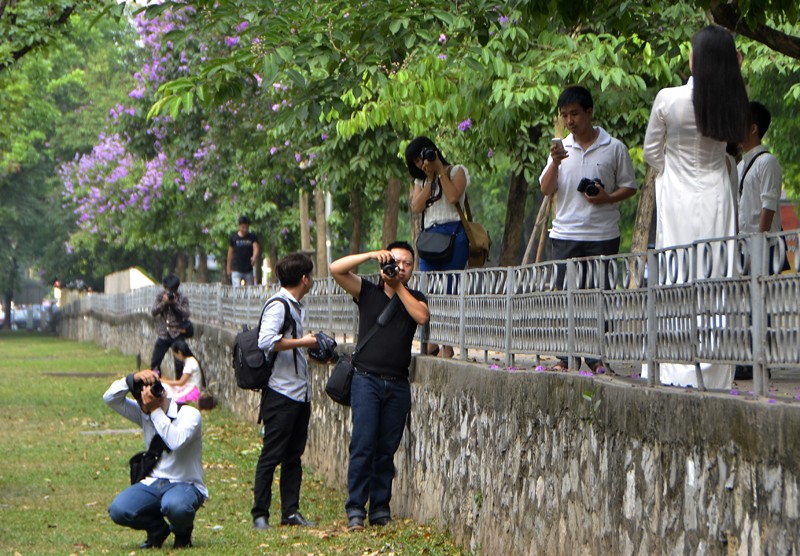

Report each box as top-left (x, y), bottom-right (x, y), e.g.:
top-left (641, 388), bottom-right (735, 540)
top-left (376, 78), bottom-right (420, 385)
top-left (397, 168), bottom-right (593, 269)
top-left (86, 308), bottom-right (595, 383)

top-left (540, 143), bottom-right (568, 197)
top-left (226, 246), bottom-right (234, 276)
top-left (330, 251), bottom-right (381, 299)
top-left (385, 278), bottom-right (430, 325)
top-left (251, 241), bottom-right (261, 267)
top-left (758, 208), bottom-right (776, 233)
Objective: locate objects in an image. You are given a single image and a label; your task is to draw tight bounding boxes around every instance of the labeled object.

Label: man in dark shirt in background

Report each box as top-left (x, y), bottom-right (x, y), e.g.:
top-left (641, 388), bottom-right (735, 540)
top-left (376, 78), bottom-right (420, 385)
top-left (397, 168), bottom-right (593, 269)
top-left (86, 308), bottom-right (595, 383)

top-left (227, 215), bottom-right (261, 286)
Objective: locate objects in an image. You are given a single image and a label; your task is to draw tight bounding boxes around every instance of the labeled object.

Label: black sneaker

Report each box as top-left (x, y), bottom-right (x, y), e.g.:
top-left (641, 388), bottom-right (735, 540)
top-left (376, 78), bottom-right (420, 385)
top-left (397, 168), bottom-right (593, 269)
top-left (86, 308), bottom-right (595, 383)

top-left (280, 512), bottom-right (315, 527)
top-left (347, 516), bottom-right (364, 532)
top-left (173, 532), bottom-right (192, 549)
top-left (140, 524), bottom-right (170, 549)
top-left (370, 516), bottom-right (391, 526)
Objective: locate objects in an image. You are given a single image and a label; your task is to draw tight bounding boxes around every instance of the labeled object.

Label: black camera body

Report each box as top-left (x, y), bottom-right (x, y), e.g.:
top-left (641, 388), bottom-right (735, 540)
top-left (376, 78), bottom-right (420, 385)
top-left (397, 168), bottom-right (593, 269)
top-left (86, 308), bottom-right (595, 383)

top-left (381, 260), bottom-right (399, 278)
top-left (577, 177), bottom-right (602, 197)
top-left (166, 290), bottom-right (176, 302)
top-left (420, 147), bottom-right (437, 161)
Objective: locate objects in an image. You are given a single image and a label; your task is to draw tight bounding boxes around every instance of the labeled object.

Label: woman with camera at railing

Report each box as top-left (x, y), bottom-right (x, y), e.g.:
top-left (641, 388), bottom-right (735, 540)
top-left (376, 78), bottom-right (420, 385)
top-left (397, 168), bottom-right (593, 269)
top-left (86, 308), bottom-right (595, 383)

top-left (406, 136), bottom-right (470, 359)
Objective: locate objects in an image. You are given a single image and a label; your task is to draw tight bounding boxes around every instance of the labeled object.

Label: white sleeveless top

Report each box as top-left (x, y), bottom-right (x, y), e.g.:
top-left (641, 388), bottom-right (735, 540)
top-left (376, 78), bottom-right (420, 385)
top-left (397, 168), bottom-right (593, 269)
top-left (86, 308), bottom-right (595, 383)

top-left (416, 164), bottom-right (470, 228)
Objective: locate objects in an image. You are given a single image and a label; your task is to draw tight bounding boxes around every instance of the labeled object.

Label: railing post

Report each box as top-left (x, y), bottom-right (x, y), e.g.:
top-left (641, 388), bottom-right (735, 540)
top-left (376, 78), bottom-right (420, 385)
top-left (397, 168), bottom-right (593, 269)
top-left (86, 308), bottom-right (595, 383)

top-left (646, 249), bottom-right (658, 386)
top-left (458, 270), bottom-right (466, 360)
top-left (505, 267), bottom-right (514, 366)
top-left (566, 259), bottom-right (576, 371)
top-left (692, 243), bottom-right (706, 391)
top-left (750, 233), bottom-right (768, 397)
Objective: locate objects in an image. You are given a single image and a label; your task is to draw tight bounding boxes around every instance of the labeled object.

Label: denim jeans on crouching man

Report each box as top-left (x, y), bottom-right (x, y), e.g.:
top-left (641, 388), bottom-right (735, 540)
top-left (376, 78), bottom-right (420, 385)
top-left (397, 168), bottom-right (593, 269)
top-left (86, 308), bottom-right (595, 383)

top-left (345, 371), bottom-right (411, 523)
top-left (108, 479), bottom-right (204, 537)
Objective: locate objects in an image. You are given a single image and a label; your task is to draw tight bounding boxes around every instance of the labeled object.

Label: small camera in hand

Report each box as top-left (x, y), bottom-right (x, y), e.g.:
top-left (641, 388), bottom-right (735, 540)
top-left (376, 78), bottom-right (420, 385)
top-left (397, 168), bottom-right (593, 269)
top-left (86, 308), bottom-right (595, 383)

top-left (166, 291), bottom-right (176, 302)
top-left (420, 147), bottom-right (437, 161)
top-left (577, 177), bottom-right (602, 197)
top-left (381, 260), bottom-right (399, 278)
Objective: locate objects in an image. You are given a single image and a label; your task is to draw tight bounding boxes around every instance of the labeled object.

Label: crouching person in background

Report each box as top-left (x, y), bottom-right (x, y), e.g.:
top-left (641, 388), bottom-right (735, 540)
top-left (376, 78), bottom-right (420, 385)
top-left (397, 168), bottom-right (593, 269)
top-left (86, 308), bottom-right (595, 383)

top-left (104, 370), bottom-right (207, 549)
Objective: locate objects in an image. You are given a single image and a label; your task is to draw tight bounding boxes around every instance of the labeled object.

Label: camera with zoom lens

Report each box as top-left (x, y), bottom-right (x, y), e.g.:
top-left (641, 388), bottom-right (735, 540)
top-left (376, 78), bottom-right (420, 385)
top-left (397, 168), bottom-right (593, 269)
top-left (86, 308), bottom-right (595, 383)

top-left (149, 380), bottom-right (166, 398)
top-left (577, 177), bottom-right (602, 197)
top-left (166, 290), bottom-right (176, 302)
top-left (381, 260), bottom-right (399, 278)
top-left (420, 147), bottom-right (437, 161)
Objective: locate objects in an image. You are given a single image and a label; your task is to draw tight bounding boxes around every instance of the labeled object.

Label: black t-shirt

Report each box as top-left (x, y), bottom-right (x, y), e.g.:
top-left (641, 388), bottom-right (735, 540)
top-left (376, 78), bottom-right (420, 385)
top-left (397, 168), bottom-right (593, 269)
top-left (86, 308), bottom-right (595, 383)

top-left (354, 279), bottom-right (427, 379)
top-left (229, 232), bottom-right (259, 272)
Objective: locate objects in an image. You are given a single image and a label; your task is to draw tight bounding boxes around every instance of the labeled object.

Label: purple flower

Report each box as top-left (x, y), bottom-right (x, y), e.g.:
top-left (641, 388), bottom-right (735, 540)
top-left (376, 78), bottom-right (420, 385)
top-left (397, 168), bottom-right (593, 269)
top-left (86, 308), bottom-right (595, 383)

top-left (499, 15), bottom-right (509, 26)
top-left (225, 36), bottom-right (240, 47)
top-left (768, 398), bottom-right (777, 404)
top-left (438, 33), bottom-right (447, 44)
top-left (321, 133), bottom-right (329, 141)
top-left (235, 21), bottom-right (249, 33)
top-left (270, 146), bottom-right (278, 155)
top-left (489, 364), bottom-right (500, 370)
top-left (458, 118), bottom-right (472, 132)
top-left (438, 54), bottom-right (447, 60)
top-left (534, 366), bottom-right (546, 372)
top-left (487, 148), bottom-right (494, 158)
top-left (579, 370), bottom-right (593, 377)
top-left (294, 152), bottom-right (301, 162)
top-left (730, 389), bottom-right (739, 396)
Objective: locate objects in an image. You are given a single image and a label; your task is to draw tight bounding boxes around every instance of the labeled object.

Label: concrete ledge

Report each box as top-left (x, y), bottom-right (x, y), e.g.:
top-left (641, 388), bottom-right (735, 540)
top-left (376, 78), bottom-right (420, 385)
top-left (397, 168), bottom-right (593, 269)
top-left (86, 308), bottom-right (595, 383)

top-left (56, 311), bottom-right (800, 555)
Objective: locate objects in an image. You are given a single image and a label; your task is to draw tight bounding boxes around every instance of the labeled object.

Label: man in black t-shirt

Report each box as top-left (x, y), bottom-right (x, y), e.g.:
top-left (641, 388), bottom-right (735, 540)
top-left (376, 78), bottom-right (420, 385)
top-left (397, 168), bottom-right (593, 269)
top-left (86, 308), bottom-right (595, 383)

top-left (226, 215), bottom-right (261, 286)
top-left (329, 241), bottom-right (429, 532)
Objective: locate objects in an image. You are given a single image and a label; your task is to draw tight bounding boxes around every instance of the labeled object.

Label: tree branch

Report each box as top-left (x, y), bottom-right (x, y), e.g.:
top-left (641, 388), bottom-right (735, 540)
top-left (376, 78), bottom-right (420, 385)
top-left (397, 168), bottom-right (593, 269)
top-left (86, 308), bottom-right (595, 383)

top-left (710, 0), bottom-right (800, 60)
top-left (1, 5), bottom-right (76, 71)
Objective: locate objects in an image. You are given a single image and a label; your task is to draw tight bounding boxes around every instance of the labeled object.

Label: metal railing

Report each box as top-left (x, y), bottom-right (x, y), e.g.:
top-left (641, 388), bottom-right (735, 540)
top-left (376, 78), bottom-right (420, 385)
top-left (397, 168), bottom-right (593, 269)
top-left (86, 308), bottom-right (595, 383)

top-left (61, 230), bottom-right (799, 396)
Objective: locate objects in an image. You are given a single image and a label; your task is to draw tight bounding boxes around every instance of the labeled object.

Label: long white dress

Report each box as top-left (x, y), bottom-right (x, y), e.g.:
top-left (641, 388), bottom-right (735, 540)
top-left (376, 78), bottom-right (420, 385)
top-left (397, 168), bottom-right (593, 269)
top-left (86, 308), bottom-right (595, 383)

top-left (641, 78), bottom-right (735, 390)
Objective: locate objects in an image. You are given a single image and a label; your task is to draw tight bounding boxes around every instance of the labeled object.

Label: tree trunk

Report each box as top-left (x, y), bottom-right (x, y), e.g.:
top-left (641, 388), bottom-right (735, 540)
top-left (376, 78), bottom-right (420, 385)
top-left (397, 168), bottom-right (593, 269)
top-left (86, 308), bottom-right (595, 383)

top-left (299, 190), bottom-right (311, 252)
top-left (350, 188), bottom-right (362, 255)
top-left (175, 252), bottom-right (189, 282)
top-left (631, 167), bottom-right (657, 253)
top-left (314, 185), bottom-right (328, 277)
top-left (409, 182), bottom-right (422, 269)
top-left (382, 176), bottom-right (402, 247)
top-left (196, 250), bottom-right (208, 283)
top-left (499, 170), bottom-right (530, 266)
top-left (267, 244), bottom-right (279, 284)
top-left (2, 291), bottom-right (11, 330)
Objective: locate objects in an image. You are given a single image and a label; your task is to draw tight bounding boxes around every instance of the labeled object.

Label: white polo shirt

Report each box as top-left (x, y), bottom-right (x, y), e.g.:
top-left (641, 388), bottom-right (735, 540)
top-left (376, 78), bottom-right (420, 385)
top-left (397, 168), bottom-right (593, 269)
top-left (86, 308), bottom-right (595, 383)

top-left (737, 145), bottom-right (782, 233)
top-left (539, 127), bottom-right (637, 242)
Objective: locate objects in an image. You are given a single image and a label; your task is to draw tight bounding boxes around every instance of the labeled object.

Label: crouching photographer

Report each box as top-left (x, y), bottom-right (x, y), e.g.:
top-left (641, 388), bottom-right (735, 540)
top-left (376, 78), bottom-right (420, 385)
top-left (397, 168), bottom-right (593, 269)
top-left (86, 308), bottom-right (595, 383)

top-left (103, 369), bottom-right (207, 549)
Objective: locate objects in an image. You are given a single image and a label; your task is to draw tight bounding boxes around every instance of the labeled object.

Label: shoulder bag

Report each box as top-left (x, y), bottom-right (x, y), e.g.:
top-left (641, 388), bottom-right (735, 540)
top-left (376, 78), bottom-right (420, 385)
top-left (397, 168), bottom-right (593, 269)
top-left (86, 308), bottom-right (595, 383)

top-left (325, 295), bottom-right (401, 406)
top-left (455, 195), bottom-right (491, 268)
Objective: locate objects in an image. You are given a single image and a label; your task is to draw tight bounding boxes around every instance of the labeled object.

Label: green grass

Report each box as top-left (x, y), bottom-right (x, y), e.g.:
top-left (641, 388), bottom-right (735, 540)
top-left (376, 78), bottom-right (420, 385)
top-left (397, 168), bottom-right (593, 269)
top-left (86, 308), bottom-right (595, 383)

top-left (0, 331), bottom-right (466, 555)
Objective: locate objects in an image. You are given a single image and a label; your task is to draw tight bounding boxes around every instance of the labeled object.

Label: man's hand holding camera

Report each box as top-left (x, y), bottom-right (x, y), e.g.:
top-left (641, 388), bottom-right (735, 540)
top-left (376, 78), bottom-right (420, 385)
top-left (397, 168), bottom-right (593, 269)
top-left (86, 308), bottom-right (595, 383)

top-left (162, 291), bottom-right (176, 304)
top-left (132, 370), bottom-right (166, 413)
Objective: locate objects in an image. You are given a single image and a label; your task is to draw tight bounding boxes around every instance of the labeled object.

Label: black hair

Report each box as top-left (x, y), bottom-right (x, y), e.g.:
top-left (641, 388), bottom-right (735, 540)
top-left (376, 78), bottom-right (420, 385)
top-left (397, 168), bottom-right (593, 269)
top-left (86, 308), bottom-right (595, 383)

top-left (386, 240), bottom-right (415, 262)
top-left (557, 86), bottom-right (594, 111)
top-left (238, 215), bottom-right (251, 225)
top-left (691, 25), bottom-right (749, 143)
top-left (276, 252), bottom-right (314, 287)
top-left (749, 101), bottom-right (771, 139)
top-left (404, 136), bottom-right (451, 180)
top-left (162, 274), bottom-right (180, 292)
top-left (171, 339), bottom-right (194, 358)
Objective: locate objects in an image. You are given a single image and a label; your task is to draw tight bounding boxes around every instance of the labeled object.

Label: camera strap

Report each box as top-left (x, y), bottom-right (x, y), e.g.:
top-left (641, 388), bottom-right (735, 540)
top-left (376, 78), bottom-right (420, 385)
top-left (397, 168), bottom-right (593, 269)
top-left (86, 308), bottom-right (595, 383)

top-left (738, 150), bottom-right (768, 198)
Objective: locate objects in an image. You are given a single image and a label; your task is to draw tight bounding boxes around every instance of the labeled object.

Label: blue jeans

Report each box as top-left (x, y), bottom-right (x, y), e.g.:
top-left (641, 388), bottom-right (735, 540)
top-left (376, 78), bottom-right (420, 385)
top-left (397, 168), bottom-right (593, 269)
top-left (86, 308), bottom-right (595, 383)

top-left (419, 221), bottom-right (469, 272)
top-left (231, 270), bottom-right (255, 286)
top-left (108, 479), bottom-right (204, 536)
top-left (346, 371), bottom-right (411, 522)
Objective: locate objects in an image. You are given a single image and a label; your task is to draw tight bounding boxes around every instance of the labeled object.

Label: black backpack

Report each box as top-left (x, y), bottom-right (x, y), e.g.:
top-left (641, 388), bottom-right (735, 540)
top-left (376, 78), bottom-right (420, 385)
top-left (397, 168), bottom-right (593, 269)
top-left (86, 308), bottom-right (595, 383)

top-left (232, 297), bottom-right (296, 390)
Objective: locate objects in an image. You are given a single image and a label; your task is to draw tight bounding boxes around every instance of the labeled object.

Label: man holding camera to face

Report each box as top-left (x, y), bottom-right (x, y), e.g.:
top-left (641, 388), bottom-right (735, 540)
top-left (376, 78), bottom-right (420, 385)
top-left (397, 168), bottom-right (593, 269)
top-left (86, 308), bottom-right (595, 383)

top-left (104, 370), bottom-right (206, 549)
top-left (539, 85), bottom-right (637, 373)
top-left (150, 274), bottom-right (191, 379)
top-left (329, 242), bottom-right (429, 531)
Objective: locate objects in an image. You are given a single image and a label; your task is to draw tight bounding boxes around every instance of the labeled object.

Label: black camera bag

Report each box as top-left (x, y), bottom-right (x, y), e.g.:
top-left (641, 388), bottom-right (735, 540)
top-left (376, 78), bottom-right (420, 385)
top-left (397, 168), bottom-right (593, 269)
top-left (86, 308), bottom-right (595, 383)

top-left (129, 434), bottom-right (170, 484)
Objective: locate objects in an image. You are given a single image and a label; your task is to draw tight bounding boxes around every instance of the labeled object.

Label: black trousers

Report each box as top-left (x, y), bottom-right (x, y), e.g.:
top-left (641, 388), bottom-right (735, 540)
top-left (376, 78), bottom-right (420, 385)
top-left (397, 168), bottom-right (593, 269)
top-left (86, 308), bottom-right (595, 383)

top-left (150, 336), bottom-right (185, 379)
top-left (251, 388), bottom-right (311, 522)
top-left (551, 237), bottom-right (621, 370)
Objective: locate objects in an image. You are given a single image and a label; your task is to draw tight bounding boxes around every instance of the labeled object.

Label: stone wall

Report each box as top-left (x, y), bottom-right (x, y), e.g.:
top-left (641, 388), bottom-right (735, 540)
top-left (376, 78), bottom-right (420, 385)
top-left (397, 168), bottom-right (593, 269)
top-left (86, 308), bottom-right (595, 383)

top-left (57, 311), bottom-right (800, 555)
